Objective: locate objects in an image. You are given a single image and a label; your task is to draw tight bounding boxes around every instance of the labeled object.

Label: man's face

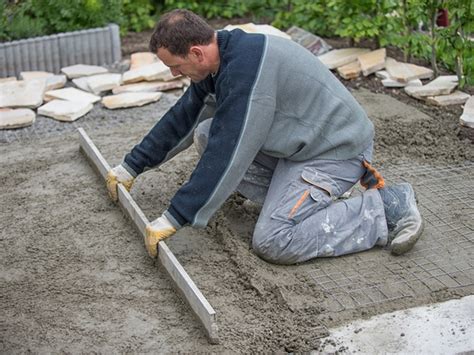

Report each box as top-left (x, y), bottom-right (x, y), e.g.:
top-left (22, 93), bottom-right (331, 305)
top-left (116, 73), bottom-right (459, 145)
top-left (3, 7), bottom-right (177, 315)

top-left (157, 47), bottom-right (209, 83)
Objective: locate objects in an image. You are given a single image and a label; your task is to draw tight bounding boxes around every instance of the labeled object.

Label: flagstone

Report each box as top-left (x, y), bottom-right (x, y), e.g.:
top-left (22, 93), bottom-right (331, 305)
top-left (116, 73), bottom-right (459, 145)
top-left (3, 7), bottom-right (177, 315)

top-left (405, 75), bottom-right (458, 98)
top-left (0, 79), bottom-right (46, 108)
top-left (358, 48), bottom-right (386, 76)
top-left (86, 73), bottom-right (122, 94)
top-left (0, 108), bottom-right (35, 129)
top-left (426, 91), bottom-right (470, 106)
top-left (44, 87), bottom-right (101, 105)
top-left (337, 61), bottom-right (361, 80)
top-left (112, 80), bottom-right (183, 94)
top-left (122, 61), bottom-right (174, 84)
top-left (130, 52), bottom-right (159, 70)
top-left (318, 48), bottom-right (370, 70)
top-left (45, 75), bottom-right (67, 91)
top-left (61, 64), bottom-right (108, 79)
top-left (38, 99), bottom-right (93, 122)
top-left (405, 63), bottom-right (434, 80)
top-left (0, 77), bottom-right (16, 83)
top-left (286, 26), bottom-right (332, 56)
top-left (385, 58), bottom-right (418, 83)
top-left (72, 77), bottom-right (93, 92)
top-left (102, 92), bottom-right (162, 109)
top-left (460, 96), bottom-right (474, 128)
top-left (382, 77), bottom-right (422, 88)
top-left (19, 71), bottom-right (54, 81)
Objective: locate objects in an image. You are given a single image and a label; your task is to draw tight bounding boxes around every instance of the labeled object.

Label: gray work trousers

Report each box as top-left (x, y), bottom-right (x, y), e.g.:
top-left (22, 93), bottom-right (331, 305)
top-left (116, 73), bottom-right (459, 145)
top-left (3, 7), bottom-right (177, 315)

top-left (194, 119), bottom-right (388, 265)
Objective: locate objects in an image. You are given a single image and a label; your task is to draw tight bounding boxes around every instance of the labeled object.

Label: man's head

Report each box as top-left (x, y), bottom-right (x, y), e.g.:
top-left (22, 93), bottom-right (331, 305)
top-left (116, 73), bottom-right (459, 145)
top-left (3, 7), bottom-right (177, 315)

top-left (149, 9), bottom-right (219, 82)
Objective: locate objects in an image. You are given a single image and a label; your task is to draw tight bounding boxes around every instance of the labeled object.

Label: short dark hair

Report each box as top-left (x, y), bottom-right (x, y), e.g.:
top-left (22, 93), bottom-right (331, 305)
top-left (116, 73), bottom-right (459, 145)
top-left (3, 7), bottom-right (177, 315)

top-left (149, 9), bottom-right (215, 57)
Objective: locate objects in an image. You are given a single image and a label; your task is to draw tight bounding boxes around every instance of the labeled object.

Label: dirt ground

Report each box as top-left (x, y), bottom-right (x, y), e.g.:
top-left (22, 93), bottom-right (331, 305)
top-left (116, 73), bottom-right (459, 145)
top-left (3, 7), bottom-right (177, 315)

top-left (1, 29), bottom-right (473, 353)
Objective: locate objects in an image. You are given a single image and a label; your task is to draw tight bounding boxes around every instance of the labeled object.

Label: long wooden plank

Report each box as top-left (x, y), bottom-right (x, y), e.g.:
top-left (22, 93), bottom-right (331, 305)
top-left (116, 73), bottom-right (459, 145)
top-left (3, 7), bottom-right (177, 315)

top-left (78, 127), bottom-right (219, 344)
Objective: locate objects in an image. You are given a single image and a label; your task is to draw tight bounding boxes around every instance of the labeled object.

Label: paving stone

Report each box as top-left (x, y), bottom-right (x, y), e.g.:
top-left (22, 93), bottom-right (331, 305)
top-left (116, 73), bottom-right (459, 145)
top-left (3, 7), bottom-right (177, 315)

top-left (72, 77), bottom-right (93, 92)
top-left (426, 91), bottom-right (470, 106)
top-left (405, 76), bottom-right (458, 98)
top-left (45, 75), bottom-right (67, 91)
top-left (38, 99), bottom-right (93, 122)
top-left (286, 26), bottom-right (332, 56)
top-left (0, 79), bottom-right (46, 108)
top-left (19, 71), bottom-right (54, 80)
top-left (130, 52), bottom-right (158, 70)
top-left (0, 77), bottom-right (16, 83)
top-left (102, 92), bottom-right (162, 109)
top-left (318, 48), bottom-right (370, 69)
top-left (122, 61), bottom-right (173, 84)
top-left (337, 61), bottom-right (361, 80)
top-left (112, 80), bottom-right (184, 94)
top-left (86, 73), bottom-right (123, 94)
top-left (44, 87), bottom-right (101, 105)
top-left (61, 64), bottom-right (108, 79)
top-left (358, 48), bottom-right (386, 76)
top-left (0, 108), bottom-right (35, 129)
top-left (460, 96), bottom-right (474, 128)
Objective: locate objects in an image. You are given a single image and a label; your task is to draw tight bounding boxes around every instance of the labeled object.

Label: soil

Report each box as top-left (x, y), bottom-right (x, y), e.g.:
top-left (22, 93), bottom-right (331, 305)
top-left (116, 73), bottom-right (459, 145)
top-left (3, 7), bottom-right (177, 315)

top-left (1, 27), bottom-right (473, 353)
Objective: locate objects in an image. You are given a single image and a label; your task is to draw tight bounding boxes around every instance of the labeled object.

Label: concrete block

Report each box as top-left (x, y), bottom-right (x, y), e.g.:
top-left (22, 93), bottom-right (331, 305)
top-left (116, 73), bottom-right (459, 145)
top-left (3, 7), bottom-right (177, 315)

top-left (405, 75), bottom-right (458, 98)
top-left (86, 73), bottom-right (122, 94)
top-left (102, 92), bottom-right (162, 109)
top-left (460, 96), bottom-right (474, 128)
top-left (0, 79), bottom-right (46, 108)
top-left (122, 61), bottom-right (174, 84)
top-left (0, 108), bottom-right (35, 129)
top-left (112, 80), bottom-right (184, 94)
top-left (358, 48), bottom-right (386, 76)
top-left (44, 87), bottom-right (101, 105)
top-left (38, 99), bottom-right (93, 121)
top-left (426, 91), bottom-right (470, 106)
top-left (130, 52), bottom-right (158, 70)
top-left (337, 61), bottom-right (361, 80)
top-left (318, 48), bottom-right (370, 70)
top-left (61, 64), bottom-right (108, 79)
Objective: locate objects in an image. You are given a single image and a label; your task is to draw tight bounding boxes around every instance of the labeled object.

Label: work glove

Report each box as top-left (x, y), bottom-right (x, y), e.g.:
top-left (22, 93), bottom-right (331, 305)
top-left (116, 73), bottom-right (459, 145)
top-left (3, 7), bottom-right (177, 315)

top-left (106, 164), bottom-right (135, 202)
top-left (145, 214), bottom-right (177, 258)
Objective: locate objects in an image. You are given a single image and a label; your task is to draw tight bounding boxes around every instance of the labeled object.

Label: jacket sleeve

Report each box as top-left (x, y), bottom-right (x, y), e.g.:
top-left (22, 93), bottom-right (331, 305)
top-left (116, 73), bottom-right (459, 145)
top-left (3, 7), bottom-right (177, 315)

top-left (166, 51), bottom-right (277, 228)
top-left (123, 79), bottom-right (213, 176)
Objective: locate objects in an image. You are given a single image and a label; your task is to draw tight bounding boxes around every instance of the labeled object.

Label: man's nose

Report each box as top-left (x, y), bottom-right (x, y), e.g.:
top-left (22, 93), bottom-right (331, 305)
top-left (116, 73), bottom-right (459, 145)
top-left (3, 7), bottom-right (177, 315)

top-left (170, 68), bottom-right (181, 77)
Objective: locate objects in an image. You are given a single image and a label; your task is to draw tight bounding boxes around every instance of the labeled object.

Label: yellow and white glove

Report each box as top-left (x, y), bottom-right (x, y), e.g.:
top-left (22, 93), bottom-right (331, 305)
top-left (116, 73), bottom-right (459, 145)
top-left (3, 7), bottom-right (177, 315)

top-left (145, 214), bottom-right (177, 258)
top-left (106, 164), bottom-right (135, 202)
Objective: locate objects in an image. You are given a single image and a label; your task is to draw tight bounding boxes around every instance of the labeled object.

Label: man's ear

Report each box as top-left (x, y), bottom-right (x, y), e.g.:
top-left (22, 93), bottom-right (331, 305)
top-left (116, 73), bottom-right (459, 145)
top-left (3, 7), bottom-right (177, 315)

top-left (189, 46), bottom-right (204, 62)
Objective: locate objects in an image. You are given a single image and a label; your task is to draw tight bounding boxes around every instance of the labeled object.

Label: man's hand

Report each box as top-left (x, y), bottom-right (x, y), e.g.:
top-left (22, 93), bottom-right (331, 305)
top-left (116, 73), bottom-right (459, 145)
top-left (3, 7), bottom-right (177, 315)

top-left (106, 164), bottom-right (135, 201)
top-left (145, 215), bottom-right (177, 257)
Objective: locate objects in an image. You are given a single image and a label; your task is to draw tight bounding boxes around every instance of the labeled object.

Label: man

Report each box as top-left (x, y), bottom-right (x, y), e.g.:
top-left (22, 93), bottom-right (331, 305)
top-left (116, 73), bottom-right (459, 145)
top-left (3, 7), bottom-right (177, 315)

top-left (106, 9), bottom-right (424, 264)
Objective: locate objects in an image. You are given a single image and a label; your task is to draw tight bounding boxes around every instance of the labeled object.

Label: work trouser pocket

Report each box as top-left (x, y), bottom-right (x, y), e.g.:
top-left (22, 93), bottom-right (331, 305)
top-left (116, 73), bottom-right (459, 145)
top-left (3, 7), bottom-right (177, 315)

top-left (270, 167), bottom-right (340, 224)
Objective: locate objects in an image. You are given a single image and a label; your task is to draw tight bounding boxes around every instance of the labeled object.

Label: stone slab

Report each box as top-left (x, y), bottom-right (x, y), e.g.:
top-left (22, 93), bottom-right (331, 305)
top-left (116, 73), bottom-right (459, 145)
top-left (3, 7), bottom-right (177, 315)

top-left (318, 48), bottom-right (370, 70)
top-left (385, 58), bottom-right (418, 83)
top-left (0, 79), bottom-right (46, 108)
top-left (286, 26), bottom-right (332, 56)
top-left (405, 75), bottom-right (458, 98)
top-left (0, 108), bottom-right (35, 129)
top-left (101, 92), bottom-right (162, 109)
top-left (72, 77), bottom-right (93, 92)
top-left (45, 75), bottom-right (67, 91)
top-left (86, 73), bottom-right (123, 94)
top-left (405, 63), bottom-right (434, 80)
top-left (130, 52), bottom-right (158, 70)
top-left (376, 70), bottom-right (422, 88)
top-left (358, 48), bottom-right (386, 76)
top-left (61, 64), bottom-right (108, 79)
top-left (19, 71), bottom-right (54, 81)
top-left (426, 91), bottom-right (470, 106)
top-left (460, 96), bottom-right (474, 128)
top-left (44, 87), bottom-right (101, 105)
top-left (337, 60), bottom-right (361, 80)
top-left (0, 77), bottom-right (16, 83)
top-left (122, 62), bottom-right (174, 84)
top-left (38, 99), bottom-right (93, 122)
top-left (112, 80), bottom-right (184, 94)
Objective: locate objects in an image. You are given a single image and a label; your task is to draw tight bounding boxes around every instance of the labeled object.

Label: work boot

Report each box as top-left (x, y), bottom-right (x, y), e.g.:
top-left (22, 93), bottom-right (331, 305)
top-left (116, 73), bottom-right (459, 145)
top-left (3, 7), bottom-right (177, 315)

top-left (379, 183), bottom-right (424, 255)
